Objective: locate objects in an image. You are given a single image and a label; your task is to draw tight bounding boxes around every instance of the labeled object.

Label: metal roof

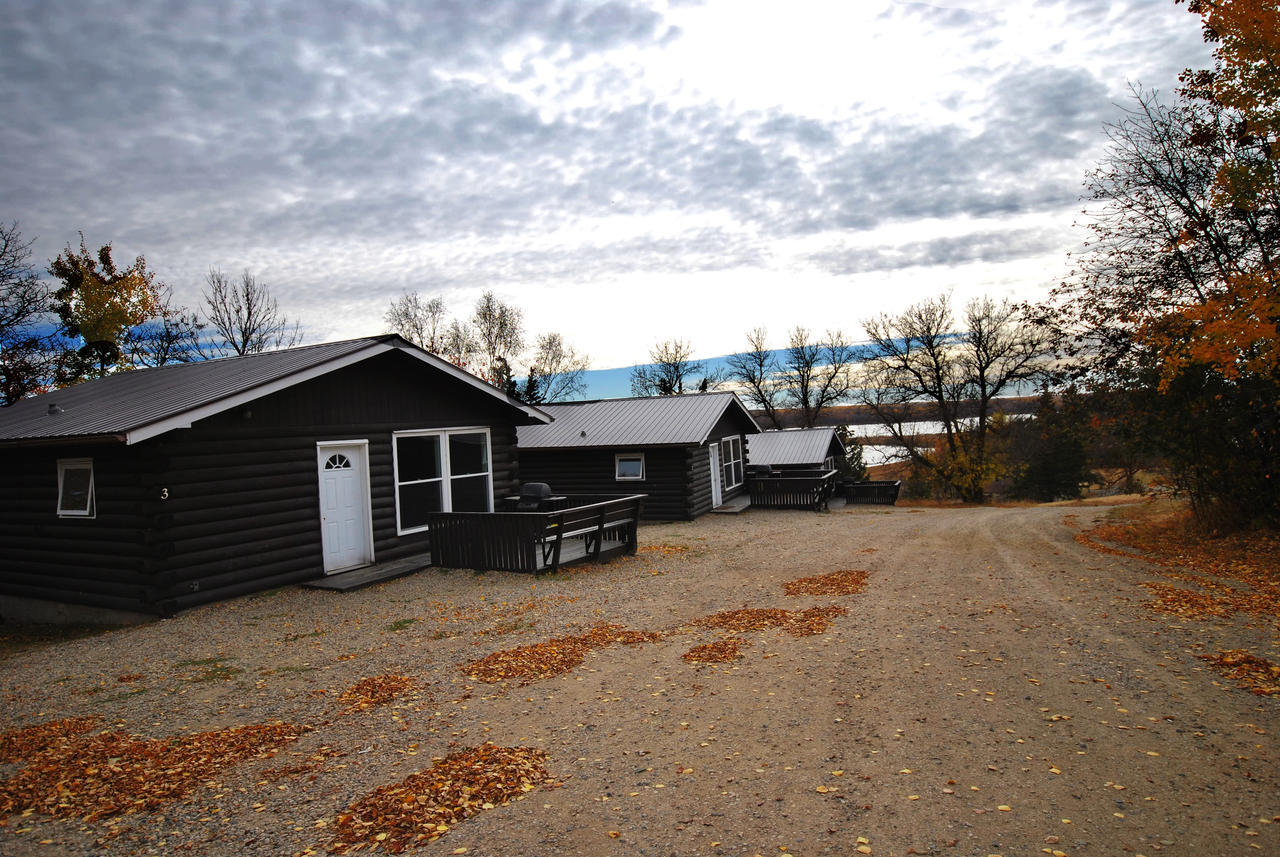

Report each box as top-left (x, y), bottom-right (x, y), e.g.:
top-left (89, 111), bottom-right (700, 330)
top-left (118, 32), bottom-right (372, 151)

top-left (517, 392), bottom-right (760, 449)
top-left (0, 335), bottom-right (549, 445)
top-left (748, 427), bottom-right (843, 466)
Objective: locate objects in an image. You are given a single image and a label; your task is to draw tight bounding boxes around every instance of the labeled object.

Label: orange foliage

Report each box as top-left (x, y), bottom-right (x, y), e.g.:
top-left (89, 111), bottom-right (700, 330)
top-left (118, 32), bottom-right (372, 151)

top-left (1199, 649), bottom-right (1280, 695)
top-left (327, 744), bottom-right (551, 854)
top-left (682, 638), bottom-right (747, 663)
top-left (783, 570), bottom-right (870, 597)
top-left (0, 719), bottom-right (299, 822)
top-left (463, 623), bottom-right (660, 683)
top-left (691, 606), bottom-right (847, 637)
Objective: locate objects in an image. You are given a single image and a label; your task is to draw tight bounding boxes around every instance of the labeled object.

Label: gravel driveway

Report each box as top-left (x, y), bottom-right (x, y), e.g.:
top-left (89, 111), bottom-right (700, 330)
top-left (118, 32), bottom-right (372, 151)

top-left (1, 503), bottom-right (1276, 857)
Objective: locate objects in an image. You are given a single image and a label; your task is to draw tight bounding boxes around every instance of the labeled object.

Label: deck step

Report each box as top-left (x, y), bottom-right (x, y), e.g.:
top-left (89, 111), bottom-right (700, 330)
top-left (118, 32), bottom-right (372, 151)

top-left (303, 555), bottom-right (431, 592)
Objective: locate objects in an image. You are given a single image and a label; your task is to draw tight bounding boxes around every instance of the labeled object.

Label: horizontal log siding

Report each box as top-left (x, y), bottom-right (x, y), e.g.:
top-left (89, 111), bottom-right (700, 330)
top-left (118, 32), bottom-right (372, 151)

top-left (519, 446), bottom-right (695, 520)
top-left (0, 444), bottom-right (158, 613)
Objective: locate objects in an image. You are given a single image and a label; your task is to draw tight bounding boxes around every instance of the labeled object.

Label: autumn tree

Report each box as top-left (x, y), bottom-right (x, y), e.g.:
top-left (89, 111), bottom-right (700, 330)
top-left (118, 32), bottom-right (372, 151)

top-left (202, 268), bottom-right (302, 357)
top-left (385, 291), bottom-right (448, 352)
top-left (1048, 0), bottom-right (1279, 525)
top-left (0, 221), bottom-right (61, 404)
top-left (858, 294), bottom-right (1049, 503)
top-left (630, 338), bottom-right (719, 396)
top-left (48, 235), bottom-right (161, 380)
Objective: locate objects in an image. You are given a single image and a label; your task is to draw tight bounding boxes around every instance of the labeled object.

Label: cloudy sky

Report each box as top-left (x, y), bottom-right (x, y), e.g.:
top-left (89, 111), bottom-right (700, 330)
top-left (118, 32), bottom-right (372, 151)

top-left (1, 0), bottom-right (1211, 370)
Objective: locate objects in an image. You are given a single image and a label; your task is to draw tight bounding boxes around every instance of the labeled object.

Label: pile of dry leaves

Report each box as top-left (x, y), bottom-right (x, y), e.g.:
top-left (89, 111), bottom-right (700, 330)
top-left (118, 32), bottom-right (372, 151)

top-left (327, 744), bottom-right (551, 854)
top-left (783, 570), bottom-right (870, 597)
top-left (463, 623), bottom-right (660, 683)
top-left (1199, 650), bottom-right (1280, 697)
top-left (338, 674), bottom-right (416, 714)
top-left (681, 638), bottom-right (746, 664)
top-left (691, 606), bottom-right (847, 638)
top-left (0, 717), bottom-right (299, 822)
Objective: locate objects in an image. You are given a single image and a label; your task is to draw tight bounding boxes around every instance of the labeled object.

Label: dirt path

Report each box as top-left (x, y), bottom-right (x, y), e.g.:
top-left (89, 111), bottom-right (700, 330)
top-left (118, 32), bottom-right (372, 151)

top-left (0, 504), bottom-right (1276, 857)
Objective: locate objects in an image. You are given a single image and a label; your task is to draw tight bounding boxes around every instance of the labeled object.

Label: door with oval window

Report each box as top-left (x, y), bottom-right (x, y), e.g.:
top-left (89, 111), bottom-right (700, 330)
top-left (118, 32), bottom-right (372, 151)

top-left (317, 442), bottom-right (373, 573)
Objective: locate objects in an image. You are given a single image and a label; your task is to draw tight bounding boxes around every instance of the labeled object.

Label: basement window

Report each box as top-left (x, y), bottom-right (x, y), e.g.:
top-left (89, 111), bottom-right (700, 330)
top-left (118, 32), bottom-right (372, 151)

top-left (57, 458), bottom-right (95, 518)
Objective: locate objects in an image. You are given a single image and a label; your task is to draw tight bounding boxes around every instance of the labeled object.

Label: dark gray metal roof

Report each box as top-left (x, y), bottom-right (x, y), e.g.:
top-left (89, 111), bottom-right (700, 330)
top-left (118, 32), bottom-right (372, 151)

top-left (517, 392), bottom-right (760, 449)
top-left (748, 427), bottom-right (843, 466)
top-left (0, 335), bottom-right (549, 445)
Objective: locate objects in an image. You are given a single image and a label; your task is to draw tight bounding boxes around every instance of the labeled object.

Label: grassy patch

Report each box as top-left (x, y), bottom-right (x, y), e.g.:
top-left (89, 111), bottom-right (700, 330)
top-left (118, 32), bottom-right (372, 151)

top-left (176, 657), bottom-right (241, 682)
top-left (385, 618), bottom-right (417, 632)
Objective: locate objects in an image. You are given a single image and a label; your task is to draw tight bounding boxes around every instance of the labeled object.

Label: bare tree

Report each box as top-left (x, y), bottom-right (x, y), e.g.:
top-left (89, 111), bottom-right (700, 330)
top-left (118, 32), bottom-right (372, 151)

top-left (0, 221), bottom-right (59, 404)
top-left (441, 319), bottom-right (480, 371)
top-left (780, 327), bottom-right (857, 428)
top-left (202, 269), bottom-right (302, 357)
top-left (471, 291), bottom-right (524, 382)
top-left (524, 332), bottom-right (590, 403)
top-left (128, 285), bottom-right (204, 367)
top-left (858, 293), bottom-right (1049, 502)
top-left (630, 338), bottom-right (719, 396)
top-left (724, 327), bottom-right (785, 428)
top-left (385, 291), bottom-right (448, 352)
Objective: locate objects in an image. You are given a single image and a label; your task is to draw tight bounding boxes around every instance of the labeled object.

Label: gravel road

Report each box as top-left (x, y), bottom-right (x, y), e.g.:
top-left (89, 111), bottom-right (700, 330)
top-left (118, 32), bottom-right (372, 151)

top-left (0, 503), bottom-right (1276, 857)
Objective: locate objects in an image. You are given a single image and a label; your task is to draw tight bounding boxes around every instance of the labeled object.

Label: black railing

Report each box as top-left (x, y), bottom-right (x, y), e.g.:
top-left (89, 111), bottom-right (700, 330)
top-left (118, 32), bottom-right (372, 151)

top-left (747, 469), bottom-right (838, 511)
top-left (842, 480), bottom-right (902, 505)
top-left (427, 494), bottom-right (646, 574)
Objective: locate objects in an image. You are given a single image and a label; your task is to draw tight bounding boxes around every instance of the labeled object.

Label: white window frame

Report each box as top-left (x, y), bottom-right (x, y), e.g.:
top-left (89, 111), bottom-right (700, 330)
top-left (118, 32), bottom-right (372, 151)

top-left (615, 452), bottom-right (646, 481)
top-left (392, 427), bottom-right (493, 535)
top-left (56, 457), bottom-right (96, 518)
top-left (720, 436), bottom-right (744, 490)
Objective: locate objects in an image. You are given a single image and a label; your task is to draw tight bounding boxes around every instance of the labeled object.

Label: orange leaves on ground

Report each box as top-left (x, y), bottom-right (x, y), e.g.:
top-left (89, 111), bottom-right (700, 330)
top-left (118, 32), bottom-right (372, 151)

top-left (784, 570), bottom-right (870, 597)
top-left (327, 744), bottom-right (551, 854)
top-left (638, 543), bottom-right (690, 556)
top-left (1077, 505), bottom-right (1280, 624)
top-left (463, 623), bottom-right (660, 684)
top-left (682, 637), bottom-right (747, 664)
top-left (1199, 649), bottom-right (1280, 697)
top-left (691, 606), bottom-right (847, 638)
top-left (1141, 582), bottom-right (1234, 619)
top-left (0, 719), bottom-right (300, 822)
top-left (0, 715), bottom-right (99, 765)
top-left (338, 675), bottom-right (416, 714)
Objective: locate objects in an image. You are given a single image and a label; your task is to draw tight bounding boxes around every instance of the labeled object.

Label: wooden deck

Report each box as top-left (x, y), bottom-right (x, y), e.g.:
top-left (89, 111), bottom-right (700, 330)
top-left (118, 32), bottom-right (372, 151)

top-left (427, 494), bottom-right (645, 574)
top-left (747, 469), bottom-right (839, 511)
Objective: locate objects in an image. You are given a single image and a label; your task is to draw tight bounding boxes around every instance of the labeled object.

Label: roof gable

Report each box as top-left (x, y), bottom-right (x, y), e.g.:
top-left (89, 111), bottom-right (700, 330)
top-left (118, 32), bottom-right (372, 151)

top-left (0, 335), bottom-right (549, 445)
top-left (517, 392), bottom-right (761, 449)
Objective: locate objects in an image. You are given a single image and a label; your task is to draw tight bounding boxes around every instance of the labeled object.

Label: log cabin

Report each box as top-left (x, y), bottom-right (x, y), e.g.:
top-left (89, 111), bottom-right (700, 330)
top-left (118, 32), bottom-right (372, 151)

top-left (516, 392), bottom-right (761, 521)
top-left (0, 335), bottom-right (548, 620)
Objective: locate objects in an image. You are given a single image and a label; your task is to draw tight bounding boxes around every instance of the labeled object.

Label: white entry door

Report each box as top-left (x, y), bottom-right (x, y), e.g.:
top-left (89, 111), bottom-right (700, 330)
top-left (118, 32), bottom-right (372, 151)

top-left (317, 442), bottom-right (373, 573)
top-left (709, 443), bottom-right (723, 508)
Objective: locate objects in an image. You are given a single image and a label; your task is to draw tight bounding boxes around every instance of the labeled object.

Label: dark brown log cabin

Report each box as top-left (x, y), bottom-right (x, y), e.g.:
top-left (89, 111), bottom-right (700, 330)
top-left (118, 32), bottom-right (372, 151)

top-left (0, 336), bottom-right (548, 620)
top-left (516, 393), bottom-right (761, 521)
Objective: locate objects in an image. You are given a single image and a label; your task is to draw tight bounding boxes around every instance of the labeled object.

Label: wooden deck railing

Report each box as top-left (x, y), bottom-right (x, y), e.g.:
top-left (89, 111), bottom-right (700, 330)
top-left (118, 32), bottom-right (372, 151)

top-left (842, 480), bottom-right (902, 505)
top-left (426, 494), bottom-right (646, 574)
top-left (747, 469), bottom-right (838, 512)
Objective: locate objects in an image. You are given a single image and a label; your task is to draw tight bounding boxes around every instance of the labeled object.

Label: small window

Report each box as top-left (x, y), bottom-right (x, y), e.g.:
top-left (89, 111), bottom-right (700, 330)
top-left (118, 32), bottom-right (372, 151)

top-left (57, 458), bottom-right (95, 518)
top-left (615, 453), bottom-right (645, 481)
top-left (324, 454), bottom-right (352, 470)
